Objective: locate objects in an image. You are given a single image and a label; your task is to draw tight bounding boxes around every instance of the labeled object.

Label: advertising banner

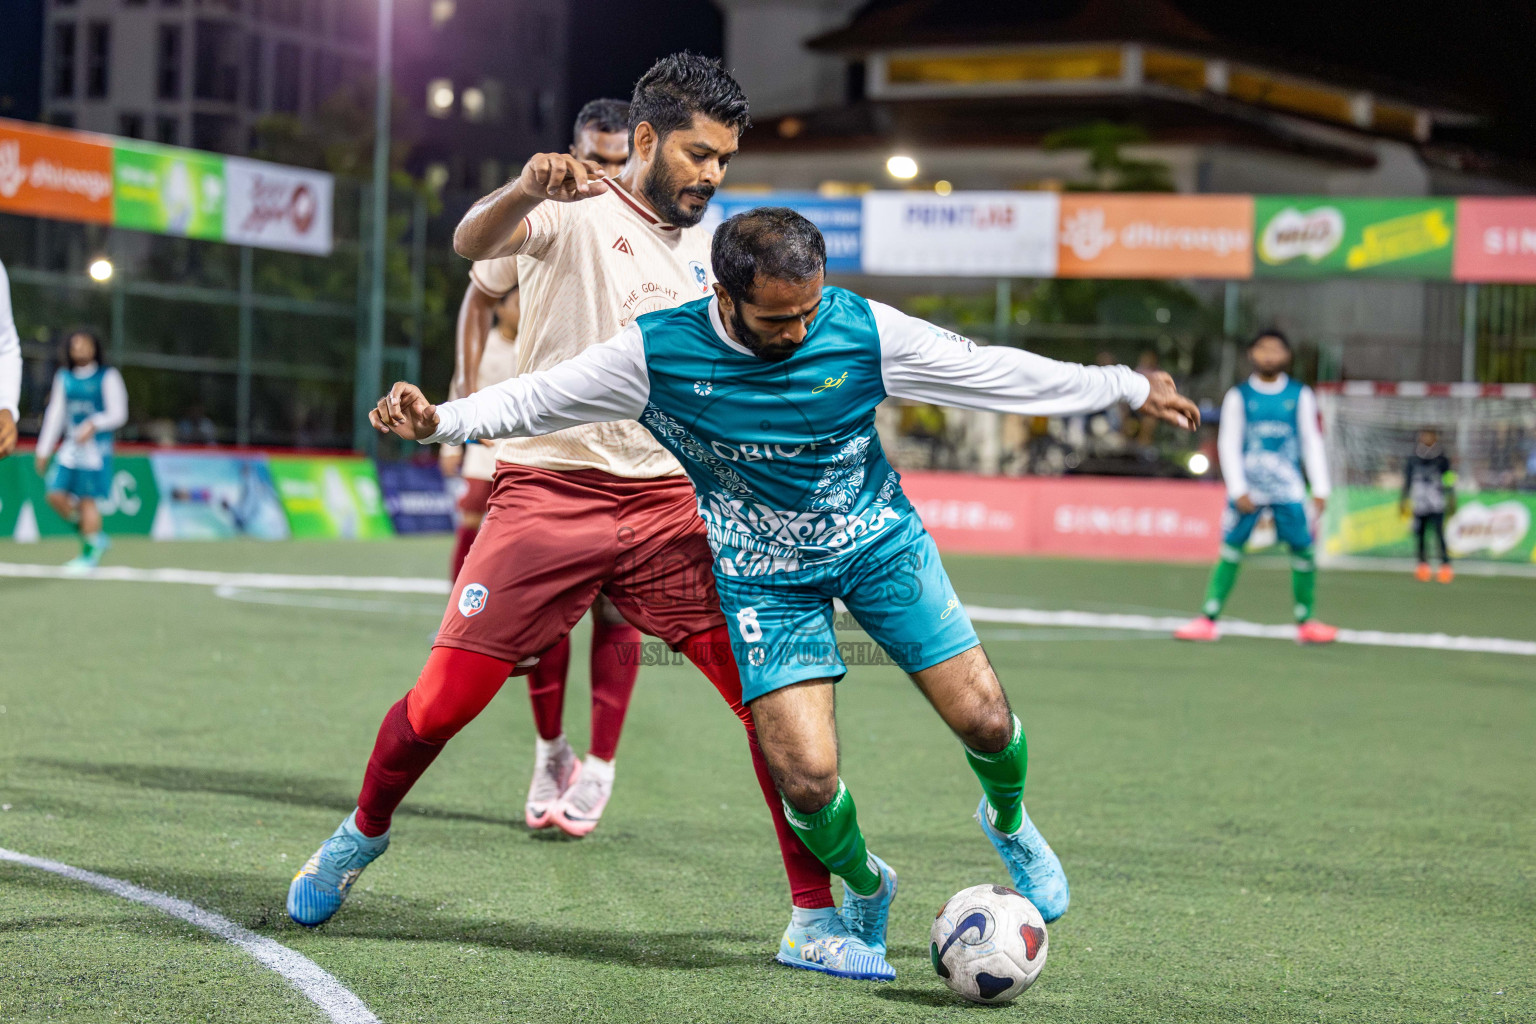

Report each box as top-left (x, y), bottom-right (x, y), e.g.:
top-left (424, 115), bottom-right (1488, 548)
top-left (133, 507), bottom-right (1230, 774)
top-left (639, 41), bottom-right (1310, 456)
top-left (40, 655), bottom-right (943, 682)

top-left (0, 454), bottom-right (158, 539)
top-left (862, 192), bottom-right (1059, 276)
top-left (112, 141), bottom-right (226, 241)
top-left (267, 456), bottom-right (394, 539)
top-left (376, 461), bottom-right (455, 534)
top-left (0, 118), bottom-right (114, 224)
top-left (1322, 486), bottom-right (1536, 563)
top-left (148, 453), bottom-right (289, 540)
top-left (1057, 194), bottom-right (1252, 279)
top-left (1452, 198), bottom-right (1536, 283)
top-left (901, 471), bottom-right (1226, 562)
top-left (709, 193), bottom-right (861, 273)
top-left (1254, 197), bottom-right (1455, 278)
top-left (223, 157), bottom-right (334, 255)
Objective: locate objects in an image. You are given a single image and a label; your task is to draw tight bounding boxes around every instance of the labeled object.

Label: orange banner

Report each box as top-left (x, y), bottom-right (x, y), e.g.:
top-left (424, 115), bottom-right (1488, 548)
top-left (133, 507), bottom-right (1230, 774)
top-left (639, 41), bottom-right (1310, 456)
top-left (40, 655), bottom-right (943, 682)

top-left (0, 118), bottom-right (114, 224)
top-left (1057, 194), bottom-right (1253, 279)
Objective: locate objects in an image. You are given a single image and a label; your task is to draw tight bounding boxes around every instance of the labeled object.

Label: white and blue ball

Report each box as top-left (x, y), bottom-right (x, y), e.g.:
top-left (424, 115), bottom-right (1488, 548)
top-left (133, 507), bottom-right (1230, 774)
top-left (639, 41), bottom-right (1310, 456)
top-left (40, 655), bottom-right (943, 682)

top-left (930, 884), bottom-right (1048, 1003)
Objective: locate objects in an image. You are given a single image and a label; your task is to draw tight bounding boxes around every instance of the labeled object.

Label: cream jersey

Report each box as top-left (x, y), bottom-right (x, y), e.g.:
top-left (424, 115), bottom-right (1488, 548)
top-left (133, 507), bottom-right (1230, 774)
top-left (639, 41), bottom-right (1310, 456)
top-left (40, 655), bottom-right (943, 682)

top-left (466, 179), bottom-right (714, 478)
top-left (462, 327), bottom-right (520, 481)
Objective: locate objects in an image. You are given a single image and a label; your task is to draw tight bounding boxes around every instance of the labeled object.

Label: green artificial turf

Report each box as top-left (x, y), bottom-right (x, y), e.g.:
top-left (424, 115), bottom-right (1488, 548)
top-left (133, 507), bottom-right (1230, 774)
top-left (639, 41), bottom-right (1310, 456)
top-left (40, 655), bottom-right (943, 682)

top-left (1, 538), bottom-right (1531, 1022)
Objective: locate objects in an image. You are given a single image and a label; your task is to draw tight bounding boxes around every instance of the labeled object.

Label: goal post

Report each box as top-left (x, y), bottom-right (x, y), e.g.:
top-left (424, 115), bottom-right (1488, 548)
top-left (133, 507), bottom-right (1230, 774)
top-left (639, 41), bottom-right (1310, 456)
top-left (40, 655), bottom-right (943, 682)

top-left (1315, 382), bottom-right (1536, 569)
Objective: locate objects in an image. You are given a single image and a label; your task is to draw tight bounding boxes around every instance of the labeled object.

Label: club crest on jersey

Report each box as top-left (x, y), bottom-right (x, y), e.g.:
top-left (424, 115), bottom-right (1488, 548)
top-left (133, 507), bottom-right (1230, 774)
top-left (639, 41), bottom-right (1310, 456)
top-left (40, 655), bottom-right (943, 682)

top-left (689, 261), bottom-right (709, 292)
top-left (458, 583), bottom-right (490, 618)
top-left (612, 236), bottom-right (633, 255)
top-left (694, 380), bottom-right (713, 396)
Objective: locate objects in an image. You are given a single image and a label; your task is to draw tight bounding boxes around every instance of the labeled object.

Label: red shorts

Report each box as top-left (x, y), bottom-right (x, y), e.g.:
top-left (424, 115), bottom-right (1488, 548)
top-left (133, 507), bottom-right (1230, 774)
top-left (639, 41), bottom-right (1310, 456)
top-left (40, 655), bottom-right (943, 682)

top-left (435, 463), bottom-right (724, 664)
top-left (457, 477), bottom-right (493, 516)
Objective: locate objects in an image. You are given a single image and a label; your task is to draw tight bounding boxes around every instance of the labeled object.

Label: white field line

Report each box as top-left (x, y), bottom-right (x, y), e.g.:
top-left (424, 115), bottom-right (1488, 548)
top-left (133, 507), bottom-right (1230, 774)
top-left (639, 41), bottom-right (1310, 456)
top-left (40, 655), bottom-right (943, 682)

top-left (4, 561), bottom-right (1533, 658)
top-left (0, 846), bottom-right (381, 1024)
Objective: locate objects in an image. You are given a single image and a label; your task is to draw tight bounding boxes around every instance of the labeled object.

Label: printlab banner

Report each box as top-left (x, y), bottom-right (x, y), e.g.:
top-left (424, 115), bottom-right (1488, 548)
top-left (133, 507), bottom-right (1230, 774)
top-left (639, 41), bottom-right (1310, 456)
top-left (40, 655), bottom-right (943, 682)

top-left (0, 116), bottom-right (333, 255)
top-left (861, 192), bottom-right (1059, 276)
top-left (1254, 197), bottom-right (1455, 278)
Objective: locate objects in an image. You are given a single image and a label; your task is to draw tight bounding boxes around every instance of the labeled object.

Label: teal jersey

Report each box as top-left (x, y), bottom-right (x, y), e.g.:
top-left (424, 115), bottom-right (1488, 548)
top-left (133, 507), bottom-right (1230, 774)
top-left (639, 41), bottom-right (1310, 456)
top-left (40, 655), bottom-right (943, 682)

top-left (635, 288), bottom-right (906, 576)
top-left (41, 364), bottom-right (127, 471)
top-left (62, 366), bottom-right (113, 449)
top-left (430, 285), bottom-right (1152, 579)
top-left (1219, 374), bottom-right (1328, 507)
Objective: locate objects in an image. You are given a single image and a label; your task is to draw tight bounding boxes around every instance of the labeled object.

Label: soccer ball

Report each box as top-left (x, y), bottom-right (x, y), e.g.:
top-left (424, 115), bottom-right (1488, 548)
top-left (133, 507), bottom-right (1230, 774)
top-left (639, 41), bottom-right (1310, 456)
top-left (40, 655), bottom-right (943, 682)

top-left (930, 884), bottom-right (1049, 1003)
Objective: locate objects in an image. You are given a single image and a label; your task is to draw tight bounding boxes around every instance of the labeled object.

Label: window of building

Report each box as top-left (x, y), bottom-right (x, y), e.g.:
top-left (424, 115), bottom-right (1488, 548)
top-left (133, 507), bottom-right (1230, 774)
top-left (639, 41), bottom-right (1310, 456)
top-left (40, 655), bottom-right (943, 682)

top-left (119, 112), bottom-right (144, 137)
top-left (272, 42), bottom-right (301, 112)
top-left (157, 25), bottom-right (182, 99)
top-left (429, 0), bottom-right (454, 28)
top-left (52, 23), bottom-right (76, 98)
top-left (246, 33), bottom-right (263, 111)
top-left (311, 48), bottom-right (340, 106)
top-left (125, 0), bottom-right (149, 7)
top-left (86, 22), bottom-right (111, 98)
top-left (426, 78), bottom-right (453, 118)
top-left (155, 115), bottom-right (179, 144)
top-left (55, 0), bottom-right (77, 6)
top-left (460, 86), bottom-right (484, 122)
top-left (51, 111), bottom-right (76, 128)
top-left (194, 19), bottom-right (240, 102)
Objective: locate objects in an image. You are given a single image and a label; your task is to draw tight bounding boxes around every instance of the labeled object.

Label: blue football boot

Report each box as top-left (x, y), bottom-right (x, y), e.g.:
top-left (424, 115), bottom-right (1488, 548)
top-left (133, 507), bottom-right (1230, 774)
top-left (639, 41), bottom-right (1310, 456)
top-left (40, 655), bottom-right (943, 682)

top-left (975, 797), bottom-right (1070, 922)
top-left (838, 853), bottom-right (897, 956)
top-left (287, 810), bottom-right (389, 926)
top-left (777, 907), bottom-right (896, 981)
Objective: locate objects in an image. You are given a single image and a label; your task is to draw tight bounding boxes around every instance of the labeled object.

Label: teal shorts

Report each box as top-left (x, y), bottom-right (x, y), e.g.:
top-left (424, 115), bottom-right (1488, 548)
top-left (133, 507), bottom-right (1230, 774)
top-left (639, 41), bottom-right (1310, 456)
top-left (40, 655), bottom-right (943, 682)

top-left (713, 513), bottom-right (981, 704)
top-left (1222, 500), bottom-right (1313, 551)
top-left (45, 459), bottom-right (114, 501)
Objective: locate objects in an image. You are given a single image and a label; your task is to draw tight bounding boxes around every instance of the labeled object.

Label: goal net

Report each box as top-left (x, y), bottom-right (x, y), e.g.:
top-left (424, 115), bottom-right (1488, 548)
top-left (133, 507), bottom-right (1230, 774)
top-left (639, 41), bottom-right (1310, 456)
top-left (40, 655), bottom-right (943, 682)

top-left (1314, 382), bottom-right (1536, 568)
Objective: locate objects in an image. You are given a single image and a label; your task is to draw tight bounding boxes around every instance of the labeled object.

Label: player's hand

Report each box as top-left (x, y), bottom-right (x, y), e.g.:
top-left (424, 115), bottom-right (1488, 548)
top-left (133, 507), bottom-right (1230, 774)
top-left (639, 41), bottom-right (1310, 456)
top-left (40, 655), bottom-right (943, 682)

top-left (517, 153), bottom-right (609, 203)
top-left (72, 422), bottom-right (96, 445)
top-left (0, 409), bottom-right (16, 458)
top-left (369, 382), bottom-right (440, 441)
top-left (1313, 496), bottom-right (1327, 517)
top-left (1137, 371), bottom-right (1200, 431)
top-left (439, 445), bottom-right (463, 477)
top-left (1235, 493), bottom-right (1257, 515)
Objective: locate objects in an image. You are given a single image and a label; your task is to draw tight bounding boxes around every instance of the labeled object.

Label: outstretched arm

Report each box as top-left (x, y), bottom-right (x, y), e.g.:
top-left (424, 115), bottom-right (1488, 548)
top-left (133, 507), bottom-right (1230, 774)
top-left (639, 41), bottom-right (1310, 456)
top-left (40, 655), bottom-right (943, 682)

top-left (871, 302), bottom-right (1198, 429)
top-left (370, 327), bottom-right (650, 444)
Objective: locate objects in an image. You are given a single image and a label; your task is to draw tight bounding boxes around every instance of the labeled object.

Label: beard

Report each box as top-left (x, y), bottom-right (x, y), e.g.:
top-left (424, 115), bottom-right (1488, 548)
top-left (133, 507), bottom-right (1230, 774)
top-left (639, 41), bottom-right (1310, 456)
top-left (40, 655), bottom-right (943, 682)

top-left (729, 303), bottom-right (798, 363)
top-left (640, 154), bottom-right (715, 228)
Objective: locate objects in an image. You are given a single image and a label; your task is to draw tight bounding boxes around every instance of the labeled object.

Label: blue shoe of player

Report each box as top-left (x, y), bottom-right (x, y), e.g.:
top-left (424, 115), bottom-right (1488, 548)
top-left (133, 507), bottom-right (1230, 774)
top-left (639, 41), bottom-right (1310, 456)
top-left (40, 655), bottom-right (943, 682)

top-left (777, 907), bottom-right (896, 981)
top-left (838, 853), bottom-right (897, 956)
top-left (975, 797), bottom-right (1070, 922)
top-left (287, 810), bottom-right (389, 926)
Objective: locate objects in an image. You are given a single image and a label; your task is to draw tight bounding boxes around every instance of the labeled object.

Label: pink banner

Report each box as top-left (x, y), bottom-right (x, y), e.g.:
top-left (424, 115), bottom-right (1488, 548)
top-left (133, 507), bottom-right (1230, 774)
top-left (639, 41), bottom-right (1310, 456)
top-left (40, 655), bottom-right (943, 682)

top-left (901, 472), bottom-right (1226, 562)
top-left (1454, 198), bottom-right (1536, 283)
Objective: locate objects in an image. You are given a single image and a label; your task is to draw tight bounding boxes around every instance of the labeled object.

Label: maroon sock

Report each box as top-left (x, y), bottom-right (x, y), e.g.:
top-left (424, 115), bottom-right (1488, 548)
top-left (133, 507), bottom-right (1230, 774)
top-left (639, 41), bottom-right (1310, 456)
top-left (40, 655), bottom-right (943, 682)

top-left (448, 525), bottom-right (478, 582)
top-left (587, 618), bottom-right (641, 761)
top-left (679, 627), bottom-right (835, 910)
top-left (354, 698), bottom-right (446, 838)
top-left (527, 634), bottom-right (571, 741)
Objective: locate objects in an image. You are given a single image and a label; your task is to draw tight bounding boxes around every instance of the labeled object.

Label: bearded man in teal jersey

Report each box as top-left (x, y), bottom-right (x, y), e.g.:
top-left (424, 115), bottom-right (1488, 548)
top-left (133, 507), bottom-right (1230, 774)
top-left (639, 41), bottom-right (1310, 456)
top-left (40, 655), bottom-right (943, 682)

top-left (370, 208), bottom-right (1200, 978)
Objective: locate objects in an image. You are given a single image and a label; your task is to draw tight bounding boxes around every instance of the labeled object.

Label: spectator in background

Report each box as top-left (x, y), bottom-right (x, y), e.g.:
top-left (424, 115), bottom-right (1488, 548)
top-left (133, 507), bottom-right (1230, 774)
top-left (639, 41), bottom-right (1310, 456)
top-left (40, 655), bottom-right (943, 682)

top-left (177, 403), bottom-right (218, 446)
top-left (34, 328), bottom-right (128, 570)
top-left (0, 256), bottom-right (20, 458)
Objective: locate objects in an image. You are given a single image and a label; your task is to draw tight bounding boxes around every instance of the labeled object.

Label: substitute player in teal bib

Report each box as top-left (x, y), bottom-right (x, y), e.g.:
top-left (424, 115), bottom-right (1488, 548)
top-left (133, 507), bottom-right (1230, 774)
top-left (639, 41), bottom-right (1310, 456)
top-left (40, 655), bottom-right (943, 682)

top-left (1175, 330), bottom-right (1337, 644)
top-left (375, 209), bottom-right (1200, 974)
top-left (35, 328), bottom-right (128, 570)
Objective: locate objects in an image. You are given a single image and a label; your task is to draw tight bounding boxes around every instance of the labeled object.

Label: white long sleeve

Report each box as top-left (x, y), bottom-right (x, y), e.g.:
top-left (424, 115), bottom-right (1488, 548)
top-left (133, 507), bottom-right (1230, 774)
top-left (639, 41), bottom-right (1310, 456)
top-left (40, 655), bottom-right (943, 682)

top-left (870, 301), bottom-right (1151, 415)
top-left (92, 368), bottom-right (128, 433)
top-left (425, 326), bottom-right (651, 445)
top-left (1297, 385), bottom-right (1330, 498)
top-left (0, 258), bottom-right (20, 418)
top-left (35, 371), bottom-right (67, 459)
top-left (1216, 386), bottom-right (1247, 501)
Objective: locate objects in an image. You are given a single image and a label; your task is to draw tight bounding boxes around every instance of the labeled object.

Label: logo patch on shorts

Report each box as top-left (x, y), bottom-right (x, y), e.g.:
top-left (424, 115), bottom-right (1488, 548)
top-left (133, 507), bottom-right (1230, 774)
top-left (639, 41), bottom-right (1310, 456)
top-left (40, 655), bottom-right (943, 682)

top-left (458, 583), bottom-right (490, 618)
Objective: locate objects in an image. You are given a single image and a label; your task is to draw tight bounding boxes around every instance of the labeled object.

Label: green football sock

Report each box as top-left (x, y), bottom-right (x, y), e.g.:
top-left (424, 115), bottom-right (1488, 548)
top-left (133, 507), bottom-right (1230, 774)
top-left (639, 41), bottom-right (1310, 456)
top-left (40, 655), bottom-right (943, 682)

top-left (1201, 545), bottom-right (1243, 619)
top-left (781, 780), bottom-right (881, 896)
top-left (1291, 548), bottom-right (1316, 622)
top-left (966, 714), bottom-right (1027, 834)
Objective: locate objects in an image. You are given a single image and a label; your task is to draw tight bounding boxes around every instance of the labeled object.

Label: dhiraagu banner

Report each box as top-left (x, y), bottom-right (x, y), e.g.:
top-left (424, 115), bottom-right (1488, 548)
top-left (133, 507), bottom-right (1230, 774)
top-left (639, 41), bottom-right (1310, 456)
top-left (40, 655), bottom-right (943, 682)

top-left (1254, 197), bottom-right (1455, 278)
top-left (112, 141), bottom-right (226, 241)
top-left (266, 456), bottom-right (394, 539)
top-left (1322, 486), bottom-right (1536, 563)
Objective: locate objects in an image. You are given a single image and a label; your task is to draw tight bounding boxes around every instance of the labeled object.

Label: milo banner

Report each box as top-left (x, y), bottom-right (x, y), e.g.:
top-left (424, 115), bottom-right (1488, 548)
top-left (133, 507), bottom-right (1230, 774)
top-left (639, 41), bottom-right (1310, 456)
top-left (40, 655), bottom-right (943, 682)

top-left (1322, 486), bottom-right (1536, 563)
top-left (1254, 197), bottom-right (1455, 279)
top-left (0, 454), bottom-right (158, 540)
top-left (113, 141), bottom-right (226, 241)
top-left (266, 456), bottom-right (394, 539)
